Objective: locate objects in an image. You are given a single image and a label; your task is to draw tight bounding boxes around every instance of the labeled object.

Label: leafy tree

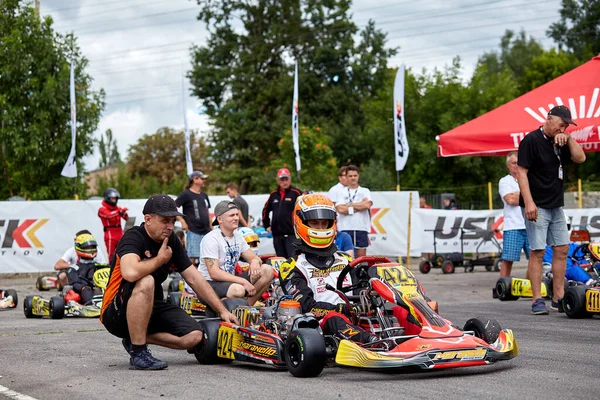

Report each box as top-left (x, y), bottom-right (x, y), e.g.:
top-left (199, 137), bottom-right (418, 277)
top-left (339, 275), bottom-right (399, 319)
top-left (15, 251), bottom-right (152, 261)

top-left (0, 0), bottom-right (104, 200)
top-left (547, 0), bottom-right (600, 60)
top-left (188, 0), bottom-right (395, 192)
top-left (98, 129), bottom-right (121, 169)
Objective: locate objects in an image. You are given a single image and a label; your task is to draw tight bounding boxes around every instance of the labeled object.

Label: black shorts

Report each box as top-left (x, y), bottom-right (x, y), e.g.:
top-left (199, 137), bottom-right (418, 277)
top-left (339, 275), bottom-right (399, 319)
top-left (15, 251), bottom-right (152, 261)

top-left (343, 230), bottom-right (370, 249)
top-left (102, 280), bottom-right (201, 339)
top-left (207, 270), bottom-right (251, 298)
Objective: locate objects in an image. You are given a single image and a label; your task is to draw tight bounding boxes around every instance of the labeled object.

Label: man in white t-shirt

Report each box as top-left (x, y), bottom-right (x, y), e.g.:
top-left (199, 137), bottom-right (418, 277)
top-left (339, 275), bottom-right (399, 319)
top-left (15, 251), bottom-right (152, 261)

top-left (498, 151), bottom-right (530, 277)
top-left (327, 166), bottom-right (347, 204)
top-left (334, 165), bottom-right (372, 258)
top-left (53, 230), bottom-right (107, 287)
top-left (195, 201), bottom-right (273, 306)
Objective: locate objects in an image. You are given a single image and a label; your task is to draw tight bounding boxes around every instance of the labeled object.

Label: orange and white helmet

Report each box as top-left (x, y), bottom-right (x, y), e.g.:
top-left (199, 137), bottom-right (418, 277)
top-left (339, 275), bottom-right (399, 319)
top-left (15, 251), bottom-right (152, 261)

top-left (293, 194), bottom-right (337, 249)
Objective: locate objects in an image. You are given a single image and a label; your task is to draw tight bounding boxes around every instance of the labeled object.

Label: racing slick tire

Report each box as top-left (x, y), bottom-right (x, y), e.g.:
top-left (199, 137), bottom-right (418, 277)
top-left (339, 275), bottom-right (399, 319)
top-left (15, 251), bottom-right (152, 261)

top-left (419, 260), bottom-right (432, 274)
top-left (463, 316), bottom-right (502, 344)
top-left (563, 285), bottom-right (591, 319)
top-left (49, 296), bottom-right (65, 319)
top-left (441, 260), bottom-right (455, 274)
top-left (284, 328), bottom-right (326, 378)
top-left (24, 295), bottom-right (41, 318)
top-left (36, 276), bottom-right (50, 291)
top-left (167, 292), bottom-right (182, 306)
top-left (4, 289), bottom-right (18, 308)
top-left (194, 319), bottom-right (233, 365)
top-left (495, 277), bottom-right (518, 301)
top-left (168, 278), bottom-right (183, 295)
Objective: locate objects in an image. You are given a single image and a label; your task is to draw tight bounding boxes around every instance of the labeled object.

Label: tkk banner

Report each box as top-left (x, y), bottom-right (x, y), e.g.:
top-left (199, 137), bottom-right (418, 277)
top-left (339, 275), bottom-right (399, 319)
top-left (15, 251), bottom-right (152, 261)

top-left (0, 191), bottom-right (419, 273)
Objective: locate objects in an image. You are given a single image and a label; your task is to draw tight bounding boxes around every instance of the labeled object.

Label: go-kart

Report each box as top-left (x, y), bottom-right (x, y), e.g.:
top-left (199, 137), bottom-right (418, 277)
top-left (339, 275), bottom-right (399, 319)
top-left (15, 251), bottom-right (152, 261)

top-left (494, 274), bottom-right (572, 301)
top-left (35, 274), bottom-right (63, 291)
top-left (563, 283), bottom-right (600, 318)
top-left (23, 263), bottom-right (110, 319)
top-left (0, 289), bottom-right (18, 309)
top-left (194, 256), bottom-right (518, 377)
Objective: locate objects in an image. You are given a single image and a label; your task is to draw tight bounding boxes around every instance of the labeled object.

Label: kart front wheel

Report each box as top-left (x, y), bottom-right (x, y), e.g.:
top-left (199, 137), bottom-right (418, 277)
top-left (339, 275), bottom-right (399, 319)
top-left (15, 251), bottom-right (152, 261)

top-left (495, 277), bottom-right (518, 301)
top-left (195, 319), bottom-right (233, 364)
top-left (441, 260), bottom-right (455, 274)
top-left (49, 296), bottom-right (65, 319)
top-left (23, 295), bottom-right (39, 318)
top-left (563, 286), bottom-right (590, 319)
top-left (36, 276), bottom-right (49, 291)
top-left (419, 260), bottom-right (432, 274)
top-left (464, 316), bottom-right (502, 344)
top-left (5, 289), bottom-right (18, 308)
top-left (285, 329), bottom-right (326, 378)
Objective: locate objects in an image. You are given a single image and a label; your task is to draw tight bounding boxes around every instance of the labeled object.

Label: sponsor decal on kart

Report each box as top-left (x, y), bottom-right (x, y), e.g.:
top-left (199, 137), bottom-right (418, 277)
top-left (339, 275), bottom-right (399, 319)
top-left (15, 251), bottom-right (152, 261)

top-left (429, 348), bottom-right (487, 362)
top-left (238, 342), bottom-right (277, 357)
top-left (586, 289), bottom-right (600, 312)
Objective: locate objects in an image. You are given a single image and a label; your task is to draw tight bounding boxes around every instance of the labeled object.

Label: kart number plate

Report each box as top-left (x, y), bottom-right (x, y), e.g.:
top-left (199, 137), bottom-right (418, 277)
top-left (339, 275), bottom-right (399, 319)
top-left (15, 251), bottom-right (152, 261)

top-left (217, 326), bottom-right (237, 359)
top-left (586, 290), bottom-right (600, 312)
top-left (377, 266), bottom-right (418, 294)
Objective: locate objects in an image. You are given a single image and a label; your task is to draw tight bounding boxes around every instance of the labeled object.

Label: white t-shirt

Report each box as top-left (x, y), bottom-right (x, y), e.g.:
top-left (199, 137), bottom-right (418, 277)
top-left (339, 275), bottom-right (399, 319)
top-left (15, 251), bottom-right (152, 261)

top-left (198, 229), bottom-right (250, 281)
top-left (327, 182), bottom-right (346, 203)
top-left (498, 174), bottom-right (525, 230)
top-left (61, 247), bottom-right (107, 265)
top-left (336, 186), bottom-right (372, 232)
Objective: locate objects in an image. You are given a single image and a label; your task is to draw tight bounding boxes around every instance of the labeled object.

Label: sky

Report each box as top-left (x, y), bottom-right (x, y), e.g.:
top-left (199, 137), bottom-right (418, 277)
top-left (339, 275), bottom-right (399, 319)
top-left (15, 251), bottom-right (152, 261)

top-left (39, 0), bottom-right (563, 172)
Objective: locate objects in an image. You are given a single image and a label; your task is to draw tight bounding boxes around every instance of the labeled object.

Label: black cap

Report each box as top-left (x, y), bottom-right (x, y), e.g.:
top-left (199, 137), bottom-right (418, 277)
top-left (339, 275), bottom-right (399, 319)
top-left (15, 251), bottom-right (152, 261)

top-left (143, 194), bottom-right (184, 217)
top-left (212, 200), bottom-right (238, 226)
top-left (548, 105), bottom-right (577, 126)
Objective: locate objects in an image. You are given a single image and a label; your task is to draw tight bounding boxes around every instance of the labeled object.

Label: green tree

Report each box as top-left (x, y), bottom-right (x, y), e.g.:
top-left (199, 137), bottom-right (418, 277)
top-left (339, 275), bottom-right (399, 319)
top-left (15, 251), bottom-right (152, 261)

top-left (98, 129), bottom-right (121, 169)
top-left (521, 48), bottom-right (583, 91)
top-left (547, 0), bottom-right (600, 60)
top-left (0, 0), bottom-right (105, 200)
top-left (188, 0), bottom-right (394, 192)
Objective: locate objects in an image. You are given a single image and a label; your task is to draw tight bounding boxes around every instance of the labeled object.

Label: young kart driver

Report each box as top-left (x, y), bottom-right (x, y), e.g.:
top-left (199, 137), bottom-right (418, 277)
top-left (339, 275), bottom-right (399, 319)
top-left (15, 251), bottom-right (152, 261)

top-left (100, 194), bottom-right (237, 370)
top-left (279, 194), bottom-right (378, 343)
top-left (65, 233), bottom-right (103, 304)
top-left (53, 230), bottom-right (107, 288)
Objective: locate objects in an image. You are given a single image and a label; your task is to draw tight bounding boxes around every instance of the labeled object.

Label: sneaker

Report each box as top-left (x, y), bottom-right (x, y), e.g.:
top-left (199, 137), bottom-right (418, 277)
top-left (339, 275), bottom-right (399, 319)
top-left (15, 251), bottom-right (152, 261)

top-left (551, 298), bottom-right (564, 313)
top-left (130, 349), bottom-right (168, 370)
top-left (532, 298), bottom-right (549, 315)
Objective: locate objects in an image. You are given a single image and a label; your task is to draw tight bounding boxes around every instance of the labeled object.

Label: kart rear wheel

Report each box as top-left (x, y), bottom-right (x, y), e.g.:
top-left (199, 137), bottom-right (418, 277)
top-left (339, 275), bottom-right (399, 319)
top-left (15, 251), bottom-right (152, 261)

top-left (168, 278), bottom-right (183, 295)
top-left (285, 329), bottom-right (326, 378)
top-left (495, 277), bottom-right (518, 301)
top-left (441, 260), bottom-right (455, 274)
top-left (24, 295), bottom-right (41, 318)
top-left (563, 286), bottom-right (590, 319)
top-left (5, 289), bottom-right (18, 308)
top-left (49, 296), bottom-right (65, 319)
top-left (36, 276), bottom-right (49, 291)
top-left (464, 316), bottom-right (502, 344)
top-left (194, 319), bottom-right (233, 365)
top-left (418, 260), bottom-right (432, 274)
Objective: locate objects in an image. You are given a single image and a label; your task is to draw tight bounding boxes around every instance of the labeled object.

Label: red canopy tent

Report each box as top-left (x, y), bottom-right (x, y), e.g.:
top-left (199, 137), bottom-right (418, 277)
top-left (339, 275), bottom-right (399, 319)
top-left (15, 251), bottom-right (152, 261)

top-left (437, 56), bottom-right (600, 157)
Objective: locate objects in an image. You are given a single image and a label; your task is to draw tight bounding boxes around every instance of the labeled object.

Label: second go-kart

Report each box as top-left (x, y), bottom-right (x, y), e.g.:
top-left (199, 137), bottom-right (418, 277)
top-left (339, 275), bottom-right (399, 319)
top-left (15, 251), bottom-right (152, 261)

top-left (35, 275), bottom-right (62, 291)
top-left (0, 289), bottom-right (18, 309)
top-left (194, 256), bottom-right (518, 377)
top-left (494, 274), bottom-right (571, 301)
top-left (23, 263), bottom-right (110, 319)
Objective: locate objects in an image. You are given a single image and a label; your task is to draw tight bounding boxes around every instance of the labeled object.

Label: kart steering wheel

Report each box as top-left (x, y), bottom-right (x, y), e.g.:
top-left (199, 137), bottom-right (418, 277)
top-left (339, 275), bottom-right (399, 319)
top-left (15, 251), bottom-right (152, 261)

top-left (336, 256), bottom-right (392, 292)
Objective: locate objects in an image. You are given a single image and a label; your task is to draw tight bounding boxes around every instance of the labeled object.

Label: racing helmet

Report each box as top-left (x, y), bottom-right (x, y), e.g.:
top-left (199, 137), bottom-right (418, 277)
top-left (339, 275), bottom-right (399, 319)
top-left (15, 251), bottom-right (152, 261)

top-left (293, 194), bottom-right (337, 249)
top-left (74, 233), bottom-right (98, 259)
top-left (103, 188), bottom-right (120, 206)
top-left (239, 227), bottom-right (260, 254)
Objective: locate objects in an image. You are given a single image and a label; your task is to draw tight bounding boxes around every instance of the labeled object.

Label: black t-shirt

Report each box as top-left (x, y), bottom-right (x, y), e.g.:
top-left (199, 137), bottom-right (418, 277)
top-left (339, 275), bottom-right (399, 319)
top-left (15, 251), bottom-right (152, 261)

top-left (518, 127), bottom-right (571, 209)
top-left (175, 190), bottom-right (211, 235)
top-left (232, 195), bottom-right (249, 224)
top-left (112, 224), bottom-right (191, 301)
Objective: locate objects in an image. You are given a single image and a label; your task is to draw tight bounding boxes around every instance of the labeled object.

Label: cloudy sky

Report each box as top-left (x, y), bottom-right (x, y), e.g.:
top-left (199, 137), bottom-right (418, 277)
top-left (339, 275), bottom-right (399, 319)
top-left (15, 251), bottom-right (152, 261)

top-left (40, 0), bottom-right (563, 171)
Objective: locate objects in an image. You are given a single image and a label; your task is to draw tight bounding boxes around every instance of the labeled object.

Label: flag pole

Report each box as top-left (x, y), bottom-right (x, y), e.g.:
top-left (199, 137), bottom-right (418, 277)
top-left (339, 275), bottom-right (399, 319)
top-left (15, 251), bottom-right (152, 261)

top-left (396, 171), bottom-right (400, 191)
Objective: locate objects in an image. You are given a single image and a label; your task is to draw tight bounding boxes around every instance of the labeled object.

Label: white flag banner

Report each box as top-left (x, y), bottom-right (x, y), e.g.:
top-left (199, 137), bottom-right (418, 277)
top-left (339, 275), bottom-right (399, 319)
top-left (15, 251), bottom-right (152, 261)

top-left (292, 61), bottom-right (301, 172)
top-left (61, 58), bottom-right (77, 178)
top-left (182, 72), bottom-right (193, 175)
top-left (394, 64), bottom-right (409, 171)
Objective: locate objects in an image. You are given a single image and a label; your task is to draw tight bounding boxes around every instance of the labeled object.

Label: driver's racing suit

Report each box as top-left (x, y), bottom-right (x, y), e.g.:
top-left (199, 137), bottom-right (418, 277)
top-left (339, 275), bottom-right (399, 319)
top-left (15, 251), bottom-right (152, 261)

top-left (279, 252), bottom-right (376, 343)
top-left (67, 261), bottom-right (100, 304)
top-left (98, 200), bottom-right (129, 260)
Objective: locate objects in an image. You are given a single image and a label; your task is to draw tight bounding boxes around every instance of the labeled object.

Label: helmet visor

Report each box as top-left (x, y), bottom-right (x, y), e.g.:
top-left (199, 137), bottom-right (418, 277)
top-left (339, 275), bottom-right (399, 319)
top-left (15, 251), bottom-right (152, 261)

top-left (300, 208), bottom-right (337, 222)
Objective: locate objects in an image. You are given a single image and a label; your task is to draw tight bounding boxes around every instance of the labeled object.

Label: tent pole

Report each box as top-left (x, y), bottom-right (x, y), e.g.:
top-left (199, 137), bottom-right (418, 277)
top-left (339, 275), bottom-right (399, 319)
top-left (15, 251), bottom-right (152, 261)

top-left (488, 181), bottom-right (492, 210)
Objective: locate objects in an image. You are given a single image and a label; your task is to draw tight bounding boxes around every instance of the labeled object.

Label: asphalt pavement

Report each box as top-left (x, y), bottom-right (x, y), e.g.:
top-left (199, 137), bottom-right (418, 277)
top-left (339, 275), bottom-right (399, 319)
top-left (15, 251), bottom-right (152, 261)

top-left (0, 262), bottom-right (597, 400)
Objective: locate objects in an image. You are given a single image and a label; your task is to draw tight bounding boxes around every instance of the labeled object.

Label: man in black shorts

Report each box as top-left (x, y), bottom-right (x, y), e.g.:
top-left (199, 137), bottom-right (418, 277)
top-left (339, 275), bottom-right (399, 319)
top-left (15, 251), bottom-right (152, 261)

top-left (195, 201), bottom-right (273, 306)
top-left (100, 194), bottom-right (237, 370)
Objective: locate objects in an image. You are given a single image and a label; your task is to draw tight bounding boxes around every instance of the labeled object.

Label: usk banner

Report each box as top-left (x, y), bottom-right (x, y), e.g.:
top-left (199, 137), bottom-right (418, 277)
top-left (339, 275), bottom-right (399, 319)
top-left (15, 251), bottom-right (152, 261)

top-left (292, 61), bottom-right (301, 172)
top-left (61, 58), bottom-right (77, 178)
top-left (181, 71), bottom-right (193, 175)
top-left (394, 64), bottom-right (409, 171)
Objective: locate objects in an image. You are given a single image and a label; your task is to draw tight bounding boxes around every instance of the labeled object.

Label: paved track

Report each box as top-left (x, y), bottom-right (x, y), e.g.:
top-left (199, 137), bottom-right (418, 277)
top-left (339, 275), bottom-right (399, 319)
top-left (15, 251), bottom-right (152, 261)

top-left (1, 264), bottom-right (597, 400)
